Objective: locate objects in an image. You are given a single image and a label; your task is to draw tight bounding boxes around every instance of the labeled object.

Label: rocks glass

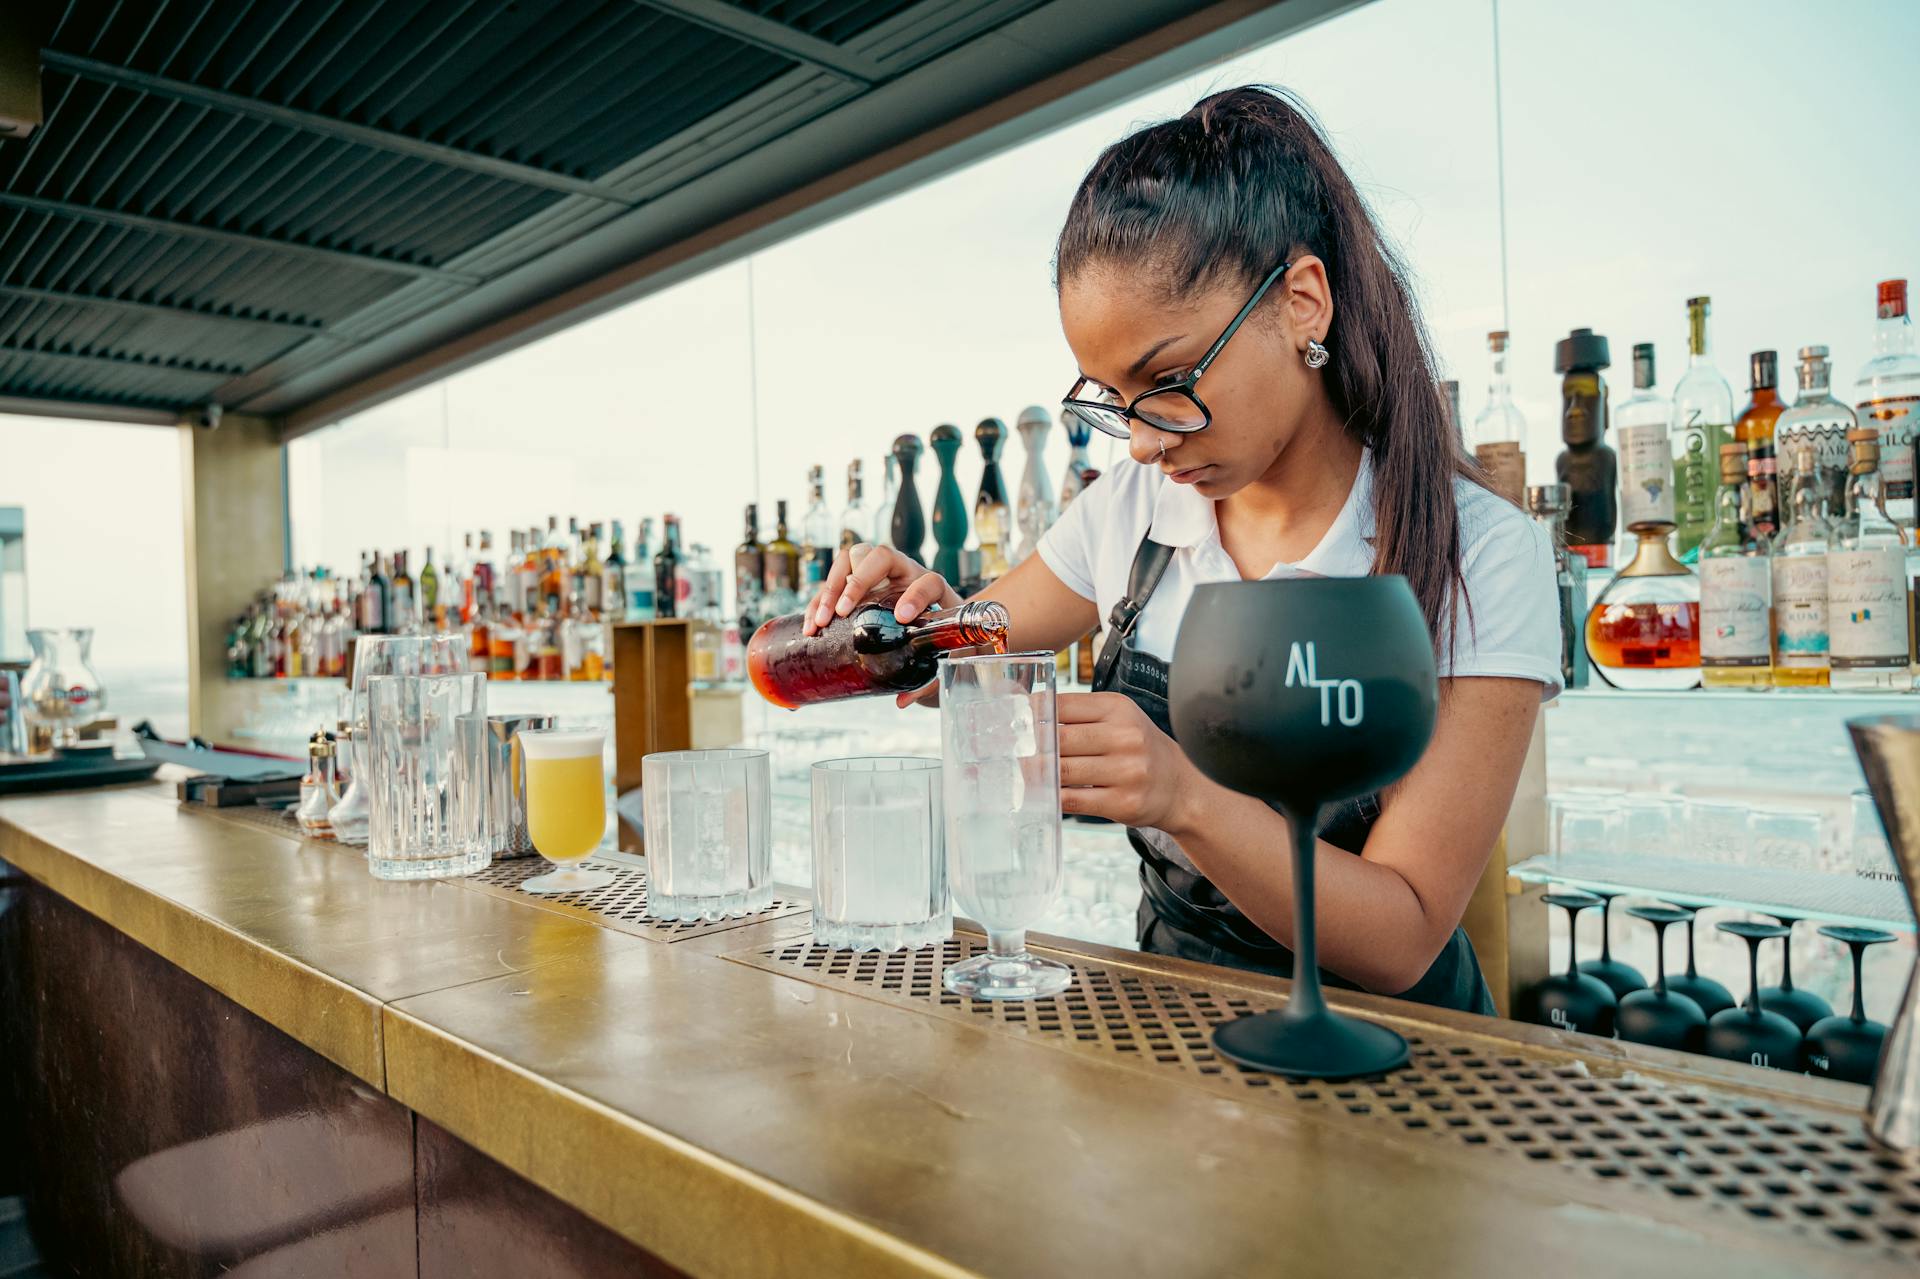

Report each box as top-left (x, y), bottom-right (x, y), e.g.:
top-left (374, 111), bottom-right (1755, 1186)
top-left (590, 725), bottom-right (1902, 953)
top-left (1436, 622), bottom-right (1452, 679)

top-left (641, 748), bottom-right (772, 920)
top-left (365, 672), bottom-right (487, 880)
top-left (811, 757), bottom-right (948, 950)
top-left (939, 651), bottom-right (1070, 999)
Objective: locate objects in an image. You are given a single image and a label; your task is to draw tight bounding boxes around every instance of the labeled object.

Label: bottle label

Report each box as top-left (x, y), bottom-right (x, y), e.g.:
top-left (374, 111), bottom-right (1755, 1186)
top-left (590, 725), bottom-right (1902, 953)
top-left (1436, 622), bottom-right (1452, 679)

top-left (1473, 442), bottom-right (1526, 505)
top-left (1618, 423), bottom-right (1675, 527)
top-left (763, 549), bottom-right (796, 596)
top-left (1700, 556), bottom-right (1771, 665)
top-left (1671, 421), bottom-right (1720, 551)
top-left (1856, 394), bottom-right (1919, 502)
top-left (1828, 546), bottom-right (1908, 668)
top-left (1771, 555), bottom-right (1830, 666)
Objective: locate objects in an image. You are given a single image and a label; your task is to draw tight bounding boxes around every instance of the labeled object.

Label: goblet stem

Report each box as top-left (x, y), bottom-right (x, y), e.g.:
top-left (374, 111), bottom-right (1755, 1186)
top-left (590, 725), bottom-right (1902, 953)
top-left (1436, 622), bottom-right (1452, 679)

top-left (1280, 804), bottom-right (1328, 1024)
top-left (987, 929), bottom-right (1024, 960)
top-left (1776, 917), bottom-right (1798, 992)
top-left (1744, 936), bottom-right (1762, 1015)
top-left (1598, 896), bottom-right (1614, 963)
top-left (1562, 904), bottom-right (1580, 977)
top-left (1651, 922), bottom-right (1669, 996)
top-left (1684, 918), bottom-right (1700, 979)
top-left (1848, 939), bottom-right (1868, 1024)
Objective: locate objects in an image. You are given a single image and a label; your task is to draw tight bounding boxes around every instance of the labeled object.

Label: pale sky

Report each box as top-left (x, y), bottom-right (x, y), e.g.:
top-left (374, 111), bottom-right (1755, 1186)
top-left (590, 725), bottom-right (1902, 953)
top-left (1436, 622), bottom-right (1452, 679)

top-left (4, 0), bottom-right (1916, 697)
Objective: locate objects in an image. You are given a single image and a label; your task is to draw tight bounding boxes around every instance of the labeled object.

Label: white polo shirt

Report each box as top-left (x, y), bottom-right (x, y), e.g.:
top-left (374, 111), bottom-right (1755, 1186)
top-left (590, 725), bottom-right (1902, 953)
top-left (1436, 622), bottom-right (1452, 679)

top-left (1037, 451), bottom-right (1564, 698)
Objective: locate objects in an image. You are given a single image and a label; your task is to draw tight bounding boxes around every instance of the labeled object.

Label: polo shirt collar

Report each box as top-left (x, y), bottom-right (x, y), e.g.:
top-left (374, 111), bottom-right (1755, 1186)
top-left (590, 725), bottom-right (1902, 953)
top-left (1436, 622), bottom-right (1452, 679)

top-left (1144, 449), bottom-right (1377, 577)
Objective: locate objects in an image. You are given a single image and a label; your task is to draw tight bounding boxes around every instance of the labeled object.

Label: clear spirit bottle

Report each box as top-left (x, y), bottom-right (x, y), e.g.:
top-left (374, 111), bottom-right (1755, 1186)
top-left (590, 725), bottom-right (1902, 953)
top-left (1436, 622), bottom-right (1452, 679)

top-left (802, 465), bottom-right (835, 591)
top-left (1698, 443), bottom-right (1772, 690)
top-left (1771, 442), bottom-right (1831, 687)
top-left (1615, 342), bottom-right (1674, 538)
top-left (1524, 483), bottom-right (1590, 690)
top-left (872, 454), bottom-right (898, 548)
top-left (1828, 428), bottom-right (1913, 691)
top-left (1471, 330), bottom-right (1528, 507)
top-left (1854, 279), bottom-right (1920, 532)
top-left (1776, 345), bottom-right (1855, 525)
top-left (839, 460), bottom-right (868, 553)
top-left (1670, 296), bottom-right (1735, 561)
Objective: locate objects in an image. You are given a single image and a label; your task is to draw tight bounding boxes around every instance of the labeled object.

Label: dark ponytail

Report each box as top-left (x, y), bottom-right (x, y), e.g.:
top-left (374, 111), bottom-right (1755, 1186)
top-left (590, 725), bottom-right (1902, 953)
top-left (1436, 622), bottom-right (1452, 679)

top-left (1054, 85), bottom-right (1477, 657)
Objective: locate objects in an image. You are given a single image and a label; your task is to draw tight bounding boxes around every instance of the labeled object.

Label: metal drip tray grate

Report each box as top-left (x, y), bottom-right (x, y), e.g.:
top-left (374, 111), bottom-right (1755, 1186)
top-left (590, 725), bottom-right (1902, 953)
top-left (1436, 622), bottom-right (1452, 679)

top-left (734, 935), bottom-right (1920, 1260)
top-left (460, 854), bottom-right (809, 942)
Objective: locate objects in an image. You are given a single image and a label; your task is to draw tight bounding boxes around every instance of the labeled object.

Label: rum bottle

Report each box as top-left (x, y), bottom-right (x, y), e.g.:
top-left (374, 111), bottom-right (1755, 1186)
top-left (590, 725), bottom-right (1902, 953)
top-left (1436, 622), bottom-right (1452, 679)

top-left (1828, 427), bottom-right (1913, 690)
top-left (748, 600), bottom-right (1009, 709)
top-left (1736, 351), bottom-right (1786, 543)
top-left (1471, 330), bottom-right (1528, 506)
top-left (1670, 296), bottom-right (1735, 560)
top-left (1553, 328), bottom-right (1616, 568)
top-left (1698, 443), bottom-right (1772, 689)
top-left (1771, 441), bottom-right (1832, 687)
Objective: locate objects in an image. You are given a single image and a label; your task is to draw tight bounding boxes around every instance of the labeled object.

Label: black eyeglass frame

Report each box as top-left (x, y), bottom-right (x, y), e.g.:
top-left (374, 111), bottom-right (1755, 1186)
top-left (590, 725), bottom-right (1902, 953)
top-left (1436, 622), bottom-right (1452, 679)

top-left (1060, 259), bottom-right (1294, 440)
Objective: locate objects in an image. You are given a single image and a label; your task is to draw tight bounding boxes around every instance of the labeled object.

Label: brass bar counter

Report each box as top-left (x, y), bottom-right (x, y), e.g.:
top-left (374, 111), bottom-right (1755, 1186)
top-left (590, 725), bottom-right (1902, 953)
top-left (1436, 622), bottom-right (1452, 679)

top-left (1, 779), bottom-right (1916, 1278)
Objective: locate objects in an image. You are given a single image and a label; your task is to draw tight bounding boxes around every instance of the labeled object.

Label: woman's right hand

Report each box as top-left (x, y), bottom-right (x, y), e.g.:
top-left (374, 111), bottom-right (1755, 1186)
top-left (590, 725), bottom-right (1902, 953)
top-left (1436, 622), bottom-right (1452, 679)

top-left (801, 543), bottom-right (961, 637)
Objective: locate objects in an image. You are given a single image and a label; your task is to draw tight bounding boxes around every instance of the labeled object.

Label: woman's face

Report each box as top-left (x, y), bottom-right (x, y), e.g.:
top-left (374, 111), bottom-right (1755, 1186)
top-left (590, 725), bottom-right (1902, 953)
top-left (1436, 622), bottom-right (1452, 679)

top-left (1058, 260), bottom-right (1328, 499)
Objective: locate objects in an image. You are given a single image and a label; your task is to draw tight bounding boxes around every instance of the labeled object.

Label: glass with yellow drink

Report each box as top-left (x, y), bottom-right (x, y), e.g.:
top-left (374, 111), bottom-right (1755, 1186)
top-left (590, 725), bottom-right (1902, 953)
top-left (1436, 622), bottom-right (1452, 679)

top-left (518, 728), bottom-right (612, 893)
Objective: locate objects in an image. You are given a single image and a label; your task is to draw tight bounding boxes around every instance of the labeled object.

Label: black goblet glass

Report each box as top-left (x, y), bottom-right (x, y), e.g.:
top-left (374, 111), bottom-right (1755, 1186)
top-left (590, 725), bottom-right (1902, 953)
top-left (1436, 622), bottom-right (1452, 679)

top-left (1756, 914), bottom-right (1833, 1034)
top-left (1663, 907), bottom-right (1735, 1019)
top-left (1616, 904), bottom-right (1706, 1051)
top-left (1576, 889), bottom-right (1646, 1000)
top-left (1519, 892), bottom-right (1617, 1037)
top-left (1803, 926), bottom-right (1894, 1085)
top-left (1169, 577), bottom-right (1439, 1079)
top-left (1704, 920), bottom-right (1804, 1071)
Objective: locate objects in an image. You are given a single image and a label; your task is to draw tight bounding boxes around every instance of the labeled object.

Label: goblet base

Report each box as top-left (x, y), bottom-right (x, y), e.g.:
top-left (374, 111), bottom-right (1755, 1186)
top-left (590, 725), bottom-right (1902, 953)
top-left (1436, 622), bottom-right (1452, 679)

top-left (1577, 958), bottom-right (1646, 1001)
top-left (1803, 1016), bottom-right (1887, 1085)
top-left (1758, 986), bottom-right (1833, 1035)
top-left (1616, 990), bottom-right (1706, 1051)
top-left (1520, 973), bottom-right (1618, 1037)
top-left (1666, 973), bottom-right (1735, 1020)
top-left (1212, 1007), bottom-right (1409, 1080)
top-left (523, 865), bottom-right (616, 894)
top-left (942, 950), bottom-right (1073, 1001)
top-left (1703, 1007), bottom-right (1803, 1071)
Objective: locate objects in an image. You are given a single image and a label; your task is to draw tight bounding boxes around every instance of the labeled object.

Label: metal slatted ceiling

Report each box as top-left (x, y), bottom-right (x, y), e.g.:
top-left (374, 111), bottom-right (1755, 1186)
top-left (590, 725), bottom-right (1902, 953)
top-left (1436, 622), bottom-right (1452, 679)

top-left (0, 0), bottom-right (1324, 425)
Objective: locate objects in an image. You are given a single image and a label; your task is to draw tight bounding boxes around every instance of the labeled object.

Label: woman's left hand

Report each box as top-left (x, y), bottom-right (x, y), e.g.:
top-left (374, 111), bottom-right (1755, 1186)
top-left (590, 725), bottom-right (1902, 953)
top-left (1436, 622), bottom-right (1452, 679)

top-left (1056, 692), bottom-right (1201, 832)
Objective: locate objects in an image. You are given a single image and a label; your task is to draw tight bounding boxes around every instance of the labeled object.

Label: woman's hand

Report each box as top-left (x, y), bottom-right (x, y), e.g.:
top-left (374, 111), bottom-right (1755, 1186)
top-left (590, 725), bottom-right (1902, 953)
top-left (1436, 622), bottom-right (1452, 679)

top-left (801, 543), bottom-right (960, 636)
top-left (1057, 691), bottom-right (1205, 832)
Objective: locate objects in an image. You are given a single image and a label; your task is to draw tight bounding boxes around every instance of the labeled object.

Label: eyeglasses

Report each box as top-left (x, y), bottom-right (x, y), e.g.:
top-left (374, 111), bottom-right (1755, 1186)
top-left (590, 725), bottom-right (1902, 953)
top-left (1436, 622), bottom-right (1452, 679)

top-left (1060, 260), bottom-right (1292, 440)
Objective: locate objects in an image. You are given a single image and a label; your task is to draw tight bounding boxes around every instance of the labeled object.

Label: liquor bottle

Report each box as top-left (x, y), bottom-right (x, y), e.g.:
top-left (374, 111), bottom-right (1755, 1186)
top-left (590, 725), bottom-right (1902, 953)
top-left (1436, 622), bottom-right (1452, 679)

top-left (747, 600), bottom-right (1009, 709)
top-left (297, 732), bottom-right (338, 838)
top-left (1472, 330), bottom-right (1528, 506)
top-left (840, 460), bottom-right (868, 552)
top-left (629, 517), bottom-right (656, 621)
top-left (890, 434), bottom-right (927, 562)
top-left (489, 609), bottom-right (521, 682)
top-left (365, 553), bottom-right (390, 636)
top-left (284, 606), bottom-right (303, 678)
top-left (735, 503), bottom-right (765, 632)
top-left (654, 515), bottom-right (683, 620)
top-left (1584, 527), bottom-right (1701, 691)
top-left (973, 418), bottom-right (1013, 581)
top-left (1524, 483), bottom-right (1591, 691)
top-left (392, 550), bottom-right (416, 634)
top-left (603, 521), bottom-right (627, 623)
top-left (1553, 328), bottom-right (1616, 568)
top-left (1828, 427), bottom-right (1913, 690)
top-left (802, 464), bottom-right (835, 591)
top-left (1776, 345), bottom-right (1855, 523)
top-left (1014, 405), bottom-right (1057, 563)
top-left (458, 532), bottom-right (477, 623)
top-left (534, 609), bottom-right (564, 681)
top-left (1736, 351), bottom-right (1786, 543)
top-left (1771, 441), bottom-right (1831, 688)
top-left (469, 595), bottom-right (491, 676)
top-left (872, 453), bottom-right (898, 549)
top-left (764, 500), bottom-right (801, 615)
top-left (929, 425), bottom-right (968, 583)
top-left (582, 522), bottom-right (605, 616)
top-left (1615, 343), bottom-right (1674, 537)
top-left (420, 547), bottom-right (440, 629)
top-left (1698, 443), bottom-right (1772, 690)
top-left (1059, 410), bottom-right (1093, 512)
top-left (540, 517), bottom-right (566, 614)
top-left (1670, 296), bottom-right (1735, 560)
top-left (1854, 279), bottom-right (1920, 530)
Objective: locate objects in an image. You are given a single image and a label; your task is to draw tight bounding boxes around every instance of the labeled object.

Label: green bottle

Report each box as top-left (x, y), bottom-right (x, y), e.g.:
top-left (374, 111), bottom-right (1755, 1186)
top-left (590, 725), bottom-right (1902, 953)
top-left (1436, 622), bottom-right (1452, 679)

top-left (929, 424), bottom-right (968, 585)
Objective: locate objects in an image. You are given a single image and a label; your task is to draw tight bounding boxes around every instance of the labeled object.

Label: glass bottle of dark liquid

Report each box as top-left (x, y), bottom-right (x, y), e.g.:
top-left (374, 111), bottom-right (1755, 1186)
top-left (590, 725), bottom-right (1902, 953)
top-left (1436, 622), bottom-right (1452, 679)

top-left (735, 504), bottom-right (765, 632)
top-left (1553, 327), bottom-right (1616, 568)
top-left (1737, 350), bottom-right (1785, 541)
top-left (763, 500), bottom-right (801, 615)
top-left (365, 552), bottom-right (391, 635)
top-left (748, 600), bottom-right (1009, 709)
top-left (653, 514), bottom-right (682, 620)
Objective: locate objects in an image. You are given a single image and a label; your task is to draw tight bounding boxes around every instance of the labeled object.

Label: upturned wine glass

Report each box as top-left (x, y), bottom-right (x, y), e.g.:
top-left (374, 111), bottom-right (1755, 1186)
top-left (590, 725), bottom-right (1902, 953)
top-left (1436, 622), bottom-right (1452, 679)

top-left (1577, 889), bottom-right (1646, 1000)
top-left (1616, 904), bottom-right (1706, 1051)
top-left (1704, 920), bottom-right (1803, 1071)
top-left (1803, 926), bottom-right (1895, 1085)
top-left (1168, 577), bottom-right (1437, 1079)
top-left (1663, 905), bottom-right (1735, 1019)
top-left (1520, 892), bottom-right (1618, 1037)
top-left (1756, 913), bottom-right (1833, 1034)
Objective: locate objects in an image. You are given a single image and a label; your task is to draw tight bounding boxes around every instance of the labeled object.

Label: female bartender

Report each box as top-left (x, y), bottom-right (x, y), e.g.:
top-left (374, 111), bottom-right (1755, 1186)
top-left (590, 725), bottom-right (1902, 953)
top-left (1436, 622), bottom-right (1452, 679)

top-left (805, 86), bottom-right (1559, 1015)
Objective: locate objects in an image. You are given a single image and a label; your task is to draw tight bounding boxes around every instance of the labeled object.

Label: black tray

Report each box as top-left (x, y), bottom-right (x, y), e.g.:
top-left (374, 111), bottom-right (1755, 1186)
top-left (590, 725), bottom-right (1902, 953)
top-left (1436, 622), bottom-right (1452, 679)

top-left (0, 752), bottom-right (162, 796)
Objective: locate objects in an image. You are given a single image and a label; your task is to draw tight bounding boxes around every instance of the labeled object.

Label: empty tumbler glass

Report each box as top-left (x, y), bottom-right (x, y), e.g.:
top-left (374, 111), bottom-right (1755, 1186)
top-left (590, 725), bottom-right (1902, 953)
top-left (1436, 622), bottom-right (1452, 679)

top-left (365, 673), bottom-right (488, 880)
top-left (810, 757), bottom-right (949, 950)
top-left (641, 748), bottom-right (772, 920)
top-left (939, 651), bottom-right (1071, 999)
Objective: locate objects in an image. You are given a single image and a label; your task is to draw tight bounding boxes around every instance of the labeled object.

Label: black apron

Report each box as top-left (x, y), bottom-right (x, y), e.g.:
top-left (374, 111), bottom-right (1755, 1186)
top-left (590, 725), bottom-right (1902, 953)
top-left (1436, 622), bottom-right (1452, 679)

top-left (1091, 537), bottom-right (1495, 1017)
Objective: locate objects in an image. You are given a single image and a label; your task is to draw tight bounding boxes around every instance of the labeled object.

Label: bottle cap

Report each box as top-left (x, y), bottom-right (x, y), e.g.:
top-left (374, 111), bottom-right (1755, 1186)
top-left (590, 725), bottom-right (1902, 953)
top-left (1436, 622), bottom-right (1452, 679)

top-left (1523, 483), bottom-right (1570, 515)
top-left (1749, 350), bottom-right (1778, 390)
top-left (1878, 279), bottom-right (1907, 320)
top-left (1487, 330), bottom-right (1510, 351)
top-left (1798, 344), bottom-right (1829, 363)
top-left (1718, 442), bottom-right (1748, 481)
top-left (1553, 328), bottom-right (1610, 373)
top-left (1848, 426), bottom-right (1880, 445)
